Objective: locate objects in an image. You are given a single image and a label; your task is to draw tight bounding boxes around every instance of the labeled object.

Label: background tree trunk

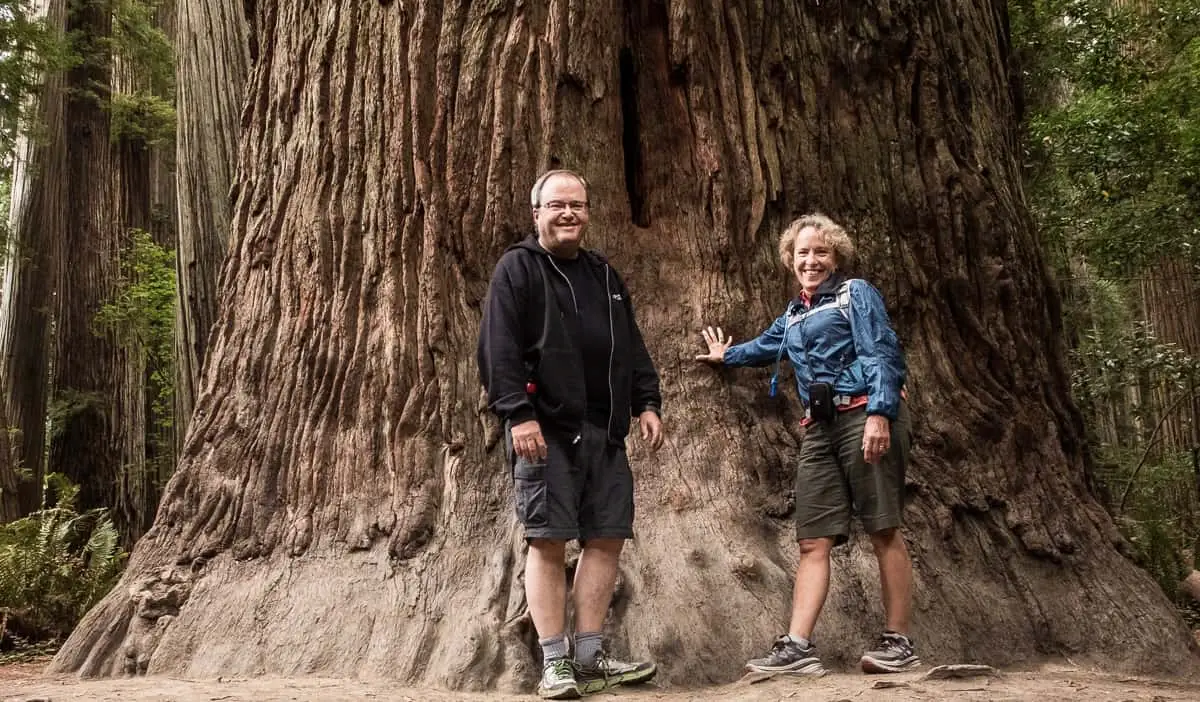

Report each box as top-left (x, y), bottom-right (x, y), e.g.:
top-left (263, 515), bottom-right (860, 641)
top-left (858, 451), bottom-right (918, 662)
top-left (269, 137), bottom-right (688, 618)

top-left (1138, 260), bottom-right (1200, 452)
top-left (52, 0), bottom-right (1197, 687)
top-left (102, 0), bottom-right (181, 542)
top-left (48, 0), bottom-right (143, 543)
top-left (0, 0), bottom-right (69, 520)
top-left (172, 0), bottom-right (249, 453)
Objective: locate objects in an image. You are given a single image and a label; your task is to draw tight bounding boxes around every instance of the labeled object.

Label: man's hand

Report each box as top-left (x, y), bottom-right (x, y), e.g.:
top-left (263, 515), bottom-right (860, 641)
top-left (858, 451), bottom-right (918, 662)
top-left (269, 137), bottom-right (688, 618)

top-left (695, 326), bottom-right (732, 363)
top-left (638, 410), bottom-right (664, 450)
top-left (862, 414), bottom-right (891, 464)
top-left (510, 419), bottom-right (547, 461)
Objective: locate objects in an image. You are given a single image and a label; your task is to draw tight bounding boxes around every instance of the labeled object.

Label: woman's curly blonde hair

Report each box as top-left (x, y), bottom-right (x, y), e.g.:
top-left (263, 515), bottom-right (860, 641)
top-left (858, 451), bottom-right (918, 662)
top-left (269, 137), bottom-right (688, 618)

top-left (778, 213), bottom-right (855, 269)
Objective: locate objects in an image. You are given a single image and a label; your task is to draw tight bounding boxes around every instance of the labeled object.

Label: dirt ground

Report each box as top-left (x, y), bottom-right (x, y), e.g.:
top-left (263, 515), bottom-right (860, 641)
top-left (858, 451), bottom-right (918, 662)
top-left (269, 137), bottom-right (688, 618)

top-left (3, 660), bottom-right (1200, 702)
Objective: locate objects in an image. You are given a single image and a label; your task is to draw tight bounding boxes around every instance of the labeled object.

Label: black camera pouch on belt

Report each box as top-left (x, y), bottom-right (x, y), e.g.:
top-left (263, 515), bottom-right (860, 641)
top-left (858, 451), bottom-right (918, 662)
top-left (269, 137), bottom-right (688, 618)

top-left (808, 382), bottom-right (836, 423)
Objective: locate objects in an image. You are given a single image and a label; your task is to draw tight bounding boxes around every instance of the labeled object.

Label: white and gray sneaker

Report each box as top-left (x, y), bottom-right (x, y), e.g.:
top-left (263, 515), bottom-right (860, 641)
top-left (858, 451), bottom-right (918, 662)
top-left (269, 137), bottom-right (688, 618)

top-left (745, 635), bottom-right (827, 675)
top-left (575, 650), bottom-right (657, 694)
top-left (860, 631), bottom-right (921, 673)
top-left (537, 658), bottom-right (580, 699)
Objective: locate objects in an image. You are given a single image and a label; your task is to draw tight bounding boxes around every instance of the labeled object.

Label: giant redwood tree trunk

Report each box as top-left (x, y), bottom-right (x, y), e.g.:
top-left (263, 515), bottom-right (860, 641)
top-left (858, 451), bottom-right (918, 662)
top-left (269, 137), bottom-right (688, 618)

top-left (48, 0), bottom-right (144, 543)
top-left (0, 0), bottom-right (68, 520)
top-left (172, 0), bottom-right (249, 452)
top-left (53, 0), bottom-right (1197, 687)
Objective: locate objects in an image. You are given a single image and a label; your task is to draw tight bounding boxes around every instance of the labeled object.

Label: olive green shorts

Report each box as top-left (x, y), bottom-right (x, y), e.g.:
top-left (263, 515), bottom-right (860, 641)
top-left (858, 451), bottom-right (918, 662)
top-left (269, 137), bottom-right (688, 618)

top-left (794, 403), bottom-right (911, 544)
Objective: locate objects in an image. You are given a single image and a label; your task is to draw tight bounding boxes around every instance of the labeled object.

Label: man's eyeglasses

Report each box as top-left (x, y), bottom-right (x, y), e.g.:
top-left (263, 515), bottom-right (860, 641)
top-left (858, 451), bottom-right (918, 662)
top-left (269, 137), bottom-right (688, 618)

top-left (539, 200), bottom-right (589, 213)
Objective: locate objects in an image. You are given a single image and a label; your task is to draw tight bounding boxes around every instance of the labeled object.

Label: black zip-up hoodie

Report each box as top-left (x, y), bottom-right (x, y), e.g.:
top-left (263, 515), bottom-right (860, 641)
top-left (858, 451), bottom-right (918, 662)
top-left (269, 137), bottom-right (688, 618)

top-left (477, 236), bottom-right (662, 443)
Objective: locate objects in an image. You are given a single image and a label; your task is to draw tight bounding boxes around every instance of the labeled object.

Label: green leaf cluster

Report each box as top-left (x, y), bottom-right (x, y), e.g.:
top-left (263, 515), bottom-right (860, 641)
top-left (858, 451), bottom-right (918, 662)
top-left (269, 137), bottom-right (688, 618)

top-left (94, 229), bottom-right (176, 427)
top-left (1018, 0), bottom-right (1200, 276)
top-left (0, 473), bottom-right (126, 646)
top-left (0, 0), bottom-right (73, 157)
top-left (108, 0), bottom-right (174, 142)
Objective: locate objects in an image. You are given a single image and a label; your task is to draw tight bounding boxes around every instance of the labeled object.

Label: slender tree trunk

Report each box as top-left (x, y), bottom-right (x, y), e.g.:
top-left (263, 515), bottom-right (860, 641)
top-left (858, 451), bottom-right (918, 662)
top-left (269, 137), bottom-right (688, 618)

top-left (1139, 260), bottom-right (1200, 452)
top-left (146, 0), bottom-right (180, 540)
top-left (53, 0), bottom-right (1197, 686)
top-left (48, 0), bottom-right (142, 542)
top-left (173, 0), bottom-right (249, 453)
top-left (101, 0), bottom-right (180, 542)
top-left (0, 0), bottom-right (69, 520)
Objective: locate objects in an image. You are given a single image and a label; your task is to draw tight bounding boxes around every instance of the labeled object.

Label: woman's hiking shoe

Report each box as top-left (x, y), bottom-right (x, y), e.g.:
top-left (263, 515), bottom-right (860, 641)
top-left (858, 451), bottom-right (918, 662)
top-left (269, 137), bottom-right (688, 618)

top-left (575, 650), bottom-right (657, 693)
top-left (860, 631), bottom-right (921, 673)
top-left (537, 658), bottom-right (580, 699)
top-left (745, 635), bottom-right (827, 675)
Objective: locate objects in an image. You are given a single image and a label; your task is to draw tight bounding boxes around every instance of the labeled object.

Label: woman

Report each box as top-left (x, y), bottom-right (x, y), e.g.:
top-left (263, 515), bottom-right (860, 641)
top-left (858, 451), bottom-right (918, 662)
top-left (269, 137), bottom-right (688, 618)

top-left (696, 214), bottom-right (918, 675)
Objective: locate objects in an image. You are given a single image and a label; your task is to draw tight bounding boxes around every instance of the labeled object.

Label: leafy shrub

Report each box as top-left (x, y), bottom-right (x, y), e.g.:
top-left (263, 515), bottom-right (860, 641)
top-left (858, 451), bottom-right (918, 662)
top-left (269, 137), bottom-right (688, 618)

top-left (0, 473), bottom-right (126, 650)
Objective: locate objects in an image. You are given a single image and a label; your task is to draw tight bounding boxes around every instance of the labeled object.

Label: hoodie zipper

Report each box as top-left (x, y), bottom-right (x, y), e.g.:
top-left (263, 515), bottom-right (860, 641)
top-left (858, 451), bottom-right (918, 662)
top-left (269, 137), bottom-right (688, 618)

top-left (545, 255), bottom-right (584, 443)
top-left (604, 263), bottom-right (615, 439)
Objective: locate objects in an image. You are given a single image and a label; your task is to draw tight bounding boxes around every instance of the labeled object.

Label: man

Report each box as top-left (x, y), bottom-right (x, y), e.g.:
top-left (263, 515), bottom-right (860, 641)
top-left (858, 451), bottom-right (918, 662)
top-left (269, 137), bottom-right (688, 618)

top-left (478, 169), bottom-right (664, 699)
top-left (695, 214), bottom-right (918, 675)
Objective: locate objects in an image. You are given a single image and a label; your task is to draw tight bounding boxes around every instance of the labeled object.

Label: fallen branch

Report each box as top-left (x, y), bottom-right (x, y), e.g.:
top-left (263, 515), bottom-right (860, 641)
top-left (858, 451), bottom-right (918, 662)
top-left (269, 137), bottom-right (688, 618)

top-left (919, 664), bottom-right (1001, 681)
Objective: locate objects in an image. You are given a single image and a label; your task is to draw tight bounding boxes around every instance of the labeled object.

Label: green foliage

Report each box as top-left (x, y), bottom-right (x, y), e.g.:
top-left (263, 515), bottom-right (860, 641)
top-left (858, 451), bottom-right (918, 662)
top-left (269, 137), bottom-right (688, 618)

top-left (0, 473), bottom-right (126, 645)
top-left (110, 89), bottom-right (174, 144)
top-left (1014, 0), bottom-right (1200, 608)
top-left (46, 389), bottom-right (104, 442)
top-left (108, 0), bottom-right (174, 143)
top-left (1100, 447), bottom-right (1198, 593)
top-left (94, 229), bottom-right (176, 430)
top-left (0, 0), bottom-right (73, 157)
top-left (1017, 0), bottom-right (1200, 276)
top-left (1072, 322), bottom-right (1200, 419)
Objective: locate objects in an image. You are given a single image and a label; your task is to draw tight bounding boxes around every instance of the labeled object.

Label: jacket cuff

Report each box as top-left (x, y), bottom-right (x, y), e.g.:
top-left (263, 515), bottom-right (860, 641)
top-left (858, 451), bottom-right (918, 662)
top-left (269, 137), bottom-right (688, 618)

top-left (506, 406), bottom-right (537, 425)
top-left (865, 402), bottom-right (899, 422)
top-left (634, 404), bottom-right (661, 418)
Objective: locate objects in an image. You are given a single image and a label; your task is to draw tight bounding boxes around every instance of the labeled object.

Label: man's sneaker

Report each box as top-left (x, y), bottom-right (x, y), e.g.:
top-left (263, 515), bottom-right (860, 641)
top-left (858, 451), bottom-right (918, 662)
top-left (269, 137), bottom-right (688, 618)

top-left (745, 635), bottom-right (827, 675)
top-left (537, 658), bottom-right (580, 699)
top-left (575, 650), bottom-right (657, 694)
top-left (860, 631), bottom-right (921, 673)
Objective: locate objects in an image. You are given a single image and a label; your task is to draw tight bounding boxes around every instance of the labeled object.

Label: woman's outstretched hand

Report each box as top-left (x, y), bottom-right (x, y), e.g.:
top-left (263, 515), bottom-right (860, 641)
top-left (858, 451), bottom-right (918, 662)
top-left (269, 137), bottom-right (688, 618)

top-left (695, 326), bottom-right (733, 364)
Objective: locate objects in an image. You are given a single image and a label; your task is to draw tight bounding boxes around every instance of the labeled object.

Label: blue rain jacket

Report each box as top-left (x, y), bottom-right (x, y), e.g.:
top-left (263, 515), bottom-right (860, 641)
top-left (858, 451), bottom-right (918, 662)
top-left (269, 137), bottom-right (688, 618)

top-left (722, 274), bottom-right (907, 420)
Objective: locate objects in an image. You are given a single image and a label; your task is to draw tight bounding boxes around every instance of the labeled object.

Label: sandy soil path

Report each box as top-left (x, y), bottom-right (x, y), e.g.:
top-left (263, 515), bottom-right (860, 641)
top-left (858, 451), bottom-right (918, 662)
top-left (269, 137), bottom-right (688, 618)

top-left (4, 661), bottom-right (1200, 702)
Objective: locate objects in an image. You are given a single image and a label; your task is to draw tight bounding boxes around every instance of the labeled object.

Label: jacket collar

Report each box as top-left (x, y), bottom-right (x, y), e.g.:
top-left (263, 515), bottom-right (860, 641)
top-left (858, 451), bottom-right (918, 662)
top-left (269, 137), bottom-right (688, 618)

top-left (793, 272), bottom-right (847, 310)
top-left (512, 234), bottom-right (607, 267)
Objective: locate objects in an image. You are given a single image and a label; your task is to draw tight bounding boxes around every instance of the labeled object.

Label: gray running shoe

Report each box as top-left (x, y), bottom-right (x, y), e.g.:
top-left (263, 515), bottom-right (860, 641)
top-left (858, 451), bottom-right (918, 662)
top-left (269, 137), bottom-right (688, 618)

top-left (860, 631), bottom-right (921, 673)
top-left (538, 658), bottom-right (580, 699)
top-left (745, 635), bottom-right (827, 675)
top-left (575, 650), bottom-right (657, 694)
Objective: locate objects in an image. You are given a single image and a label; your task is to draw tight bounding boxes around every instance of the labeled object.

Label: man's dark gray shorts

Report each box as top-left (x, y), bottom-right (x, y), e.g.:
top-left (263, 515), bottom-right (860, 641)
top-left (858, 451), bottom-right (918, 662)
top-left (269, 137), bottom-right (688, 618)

top-left (506, 421), bottom-right (634, 541)
top-left (794, 403), bottom-right (911, 544)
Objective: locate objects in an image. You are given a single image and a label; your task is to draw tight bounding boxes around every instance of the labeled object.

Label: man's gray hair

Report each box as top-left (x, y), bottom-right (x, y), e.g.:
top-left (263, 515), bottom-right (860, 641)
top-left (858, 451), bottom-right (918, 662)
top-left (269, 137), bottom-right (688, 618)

top-left (530, 169), bottom-right (590, 207)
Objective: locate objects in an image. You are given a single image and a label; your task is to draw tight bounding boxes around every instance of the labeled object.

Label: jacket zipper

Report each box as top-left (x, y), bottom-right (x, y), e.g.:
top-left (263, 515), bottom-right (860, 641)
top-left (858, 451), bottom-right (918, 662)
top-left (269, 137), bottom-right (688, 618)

top-left (545, 255), bottom-right (584, 443)
top-left (605, 263), bottom-right (615, 439)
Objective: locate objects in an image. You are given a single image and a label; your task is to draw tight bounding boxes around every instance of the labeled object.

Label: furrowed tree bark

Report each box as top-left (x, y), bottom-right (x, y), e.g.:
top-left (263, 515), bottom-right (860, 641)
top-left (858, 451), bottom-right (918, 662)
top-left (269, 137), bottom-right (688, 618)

top-left (173, 0), bottom-right (249, 453)
top-left (105, 0), bottom-right (181, 541)
top-left (53, 0), bottom-right (1197, 687)
top-left (48, 0), bottom-right (144, 543)
top-left (1139, 260), bottom-right (1200, 452)
top-left (148, 0), bottom-right (180, 512)
top-left (0, 0), bottom-right (69, 520)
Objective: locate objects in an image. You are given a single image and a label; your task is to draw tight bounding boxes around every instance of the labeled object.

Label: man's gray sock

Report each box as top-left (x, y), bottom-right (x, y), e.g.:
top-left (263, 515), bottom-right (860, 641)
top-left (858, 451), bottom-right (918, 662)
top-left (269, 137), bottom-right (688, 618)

top-left (540, 634), bottom-right (570, 663)
top-left (785, 634), bottom-right (811, 648)
top-left (574, 631), bottom-right (603, 666)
